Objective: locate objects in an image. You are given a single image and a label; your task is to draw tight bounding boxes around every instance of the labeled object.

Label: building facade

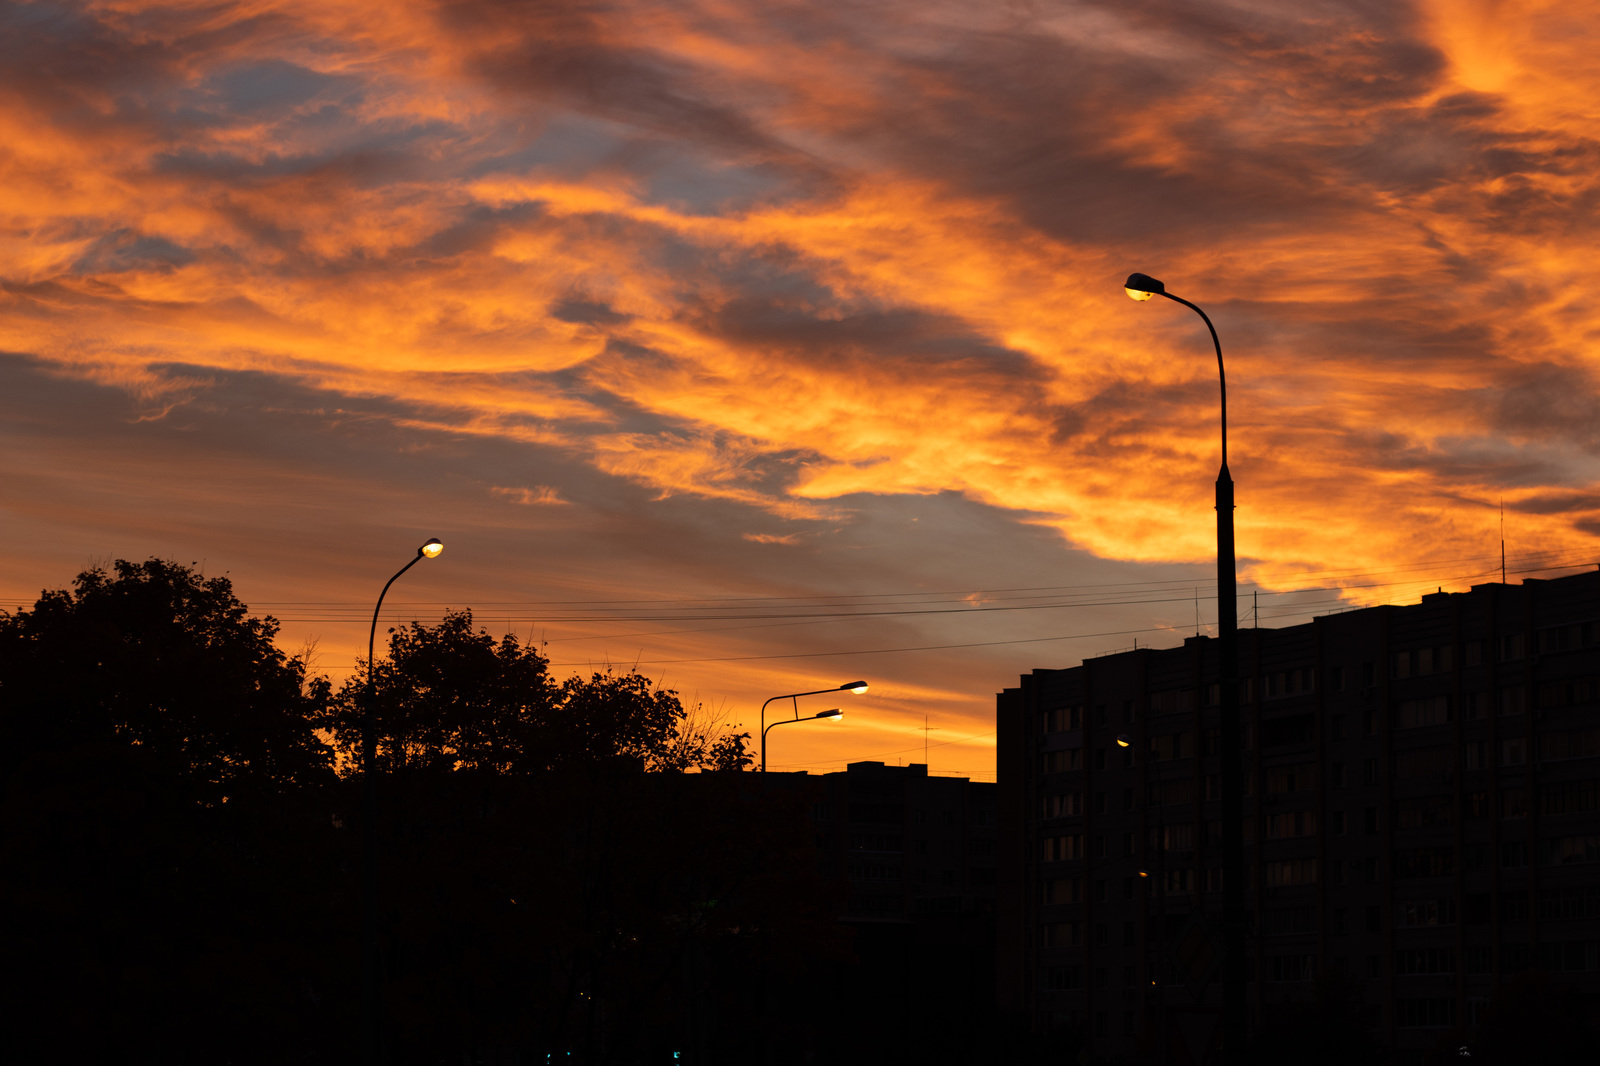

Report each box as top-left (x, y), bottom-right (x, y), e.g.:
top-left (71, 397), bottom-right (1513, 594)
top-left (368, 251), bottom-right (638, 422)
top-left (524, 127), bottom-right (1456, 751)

top-left (997, 570), bottom-right (1600, 1064)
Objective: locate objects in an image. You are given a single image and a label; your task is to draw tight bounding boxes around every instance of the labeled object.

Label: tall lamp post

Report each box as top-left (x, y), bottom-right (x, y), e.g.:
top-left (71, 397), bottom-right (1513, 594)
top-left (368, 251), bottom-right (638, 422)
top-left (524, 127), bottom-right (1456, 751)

top-left (759, 681), bottom-right (868, 772)
top-left (1124, 271), bottom-right (1245, 1064)
top-left (362, 537), bottom-right (444, 1066)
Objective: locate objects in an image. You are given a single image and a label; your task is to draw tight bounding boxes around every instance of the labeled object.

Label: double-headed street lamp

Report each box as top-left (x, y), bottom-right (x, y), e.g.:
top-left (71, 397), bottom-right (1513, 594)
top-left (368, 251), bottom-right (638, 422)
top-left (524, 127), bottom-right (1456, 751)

top-left (1124, 271), bottom-right (1245, 1064)
top-left (362, 537), bottom-right (444, 1066)
top-left (759, 681), bottom-right (868, 772)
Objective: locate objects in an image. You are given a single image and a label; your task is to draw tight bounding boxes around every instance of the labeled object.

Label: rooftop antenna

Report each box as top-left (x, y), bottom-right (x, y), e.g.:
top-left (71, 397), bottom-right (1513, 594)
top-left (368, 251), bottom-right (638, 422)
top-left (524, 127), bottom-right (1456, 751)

top-left (1253, 589), bottom-right (1259, 627)
top-left (1500, 499), bottom-right (1507, 585)
top-left (1194, 587), bottom-right (1200, 635)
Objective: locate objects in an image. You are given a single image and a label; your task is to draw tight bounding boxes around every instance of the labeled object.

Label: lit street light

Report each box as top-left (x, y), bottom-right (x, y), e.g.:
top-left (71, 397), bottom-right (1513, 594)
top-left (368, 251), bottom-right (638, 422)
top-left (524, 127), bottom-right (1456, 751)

top-left (759, 682), bottom-right (866, 772)
top-left (1125, 270), bottom-right (1245, 1064)
top-left (362, 537), bottom-right (443, 1065)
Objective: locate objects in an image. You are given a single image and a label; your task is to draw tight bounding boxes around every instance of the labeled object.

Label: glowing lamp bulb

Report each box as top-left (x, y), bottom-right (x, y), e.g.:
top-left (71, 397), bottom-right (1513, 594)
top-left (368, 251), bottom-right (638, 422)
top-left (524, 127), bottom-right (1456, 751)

top-left (1124, 272), bottom-right (1165, 301)
top-left (842, 680), bottom-right (869, 694)
top-left (1116, 734), bottom-right (1132, 748)
top-left (817, 708), bottom-right (843, 720)
top-left (420, 538), bottom-right (444, 559)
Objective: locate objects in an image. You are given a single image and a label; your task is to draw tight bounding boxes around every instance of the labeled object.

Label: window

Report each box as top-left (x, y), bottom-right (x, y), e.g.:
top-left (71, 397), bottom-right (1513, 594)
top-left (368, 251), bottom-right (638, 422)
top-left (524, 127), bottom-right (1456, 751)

top-left (1544, 834), bottom-right (1600, 866)
top-left (1330, 859), bottom-right (1345, 885)
top-left (1330, 810), bottom-right (1346, 836)
top-left (1042, 965), bottom-right (1081, 990)
top-left (1395, 948), bottom-right (1456, 975)
top-left (1538, 885), bottom-right (1600, 920)
top-left (1262, 907), bottom-right (1314, 936)
top-left (1042, 749), bottom-right (1081, 773)
top-left (1537, 678), bottom-right (1600, 711)
top-left (1396, 747), bottom-right (1451, 777)
top-left (1149, 778), bottom-right (1194, 806)
top-left (848, 862), bottom-right (902, 881)
top-left (1465, 894), bottom-right (1491, 924)
top-left (1367, 905), bottom-right (1382, 933)
top-left (1501, 738), bottom-right (1527, 767)
top-left (1363, 757), bottom-right (1379, 785)
top-left (1043, 792), bottom-right (1082, 818)
top-left (1538, 728), bottom-right (1600, 763)
top-left (850, 834), bottom-right (902, 852)
top-left (1124, 788), bottom-right (1134, 810)
top-left (1331, 714), bottom-right (1345, 740)
top-left (1497, 687), bottom-right (1526, 716)
top-left (1093, 836), bottom-right (1106, 859)
top-left (1042, 922), bottom-right (1082, 947)
top-left (1330, 666), bottom-right (1346, 692)
top-left (1499, 789), bottom-right (1527, 818)
top-left (1541, 779), bottom-right (1600, 816)
top-left (1464, 742), bottom-right (1487, 770)
top-left (1151, 732), bottom-right (1190, 760)
top-left (1123, 922), bottom-right (1136, 946)
top-left (1331, 762), bottom-right (1345, 788)
top-left (1094, 878), bottom-right (1106, 902)
top-left (1265, 810), bottom-right (1318, 838)
top-left (1499, 634), bottom-right (1524, 662)
top-left (1396, 999), bottom-right (1456, 1028)
top-left (1270, 956), bottom-right (1315, 982)
top-left (1163, 868), bottom-right (1192, 894)
top-left (1397, 898), bottom-right (1455, 928)
top-left (1464, 844), bottom-right (1491, 873)
top-left (1123, 1011), bottom-right (1135, 1036)
top-left (1362, 661), bottom-right (1377, 688)
top-left (1465, 640), bottom-right (1484, 665)
top-left (1464, 946), bottom-right (1492, 973)
top-left (1093, 748), bottom-right (1106, 771)
top-left (1265, 859), bottom-right (1318, 886)
top-left (1044, 877), bottom-right (1081, 904)
top-left (1266, 763), bottom-right (1317, 794)
top-left (1332, 909), bottom-right (1346, 936)
top-left (1364, 807), bottom-right (1379, 835)
top-left (1123, 832), bottom-right (1135, 857)
top-left (1396, 795), bottom-right (1452, 829)
top-left (1396, 696), bottom-right (1451, 728)
top-left (1149, 824), bottom-right (1193, 851)
top-left (1094, 791), bottom-right (1107, 815)
top-left (1041, 835), bottom-right (1084, 862)
top-left (1095, 924), bottom-right (1108, 946)
top-left (1041, 706), bottom-right (1082, 733)
top-left (1393, 847), bottom-right (1454, 879)
top-left (1501, 892), bottom-right (1528, 922)
top-left (1463, 691), bottom-right (1487, 720)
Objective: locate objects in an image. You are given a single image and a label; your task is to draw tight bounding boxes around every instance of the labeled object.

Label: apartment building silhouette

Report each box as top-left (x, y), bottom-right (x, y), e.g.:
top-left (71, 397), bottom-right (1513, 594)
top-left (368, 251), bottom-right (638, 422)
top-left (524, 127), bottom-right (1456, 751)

top-left (996, 568), bottom-right (1600, 1065)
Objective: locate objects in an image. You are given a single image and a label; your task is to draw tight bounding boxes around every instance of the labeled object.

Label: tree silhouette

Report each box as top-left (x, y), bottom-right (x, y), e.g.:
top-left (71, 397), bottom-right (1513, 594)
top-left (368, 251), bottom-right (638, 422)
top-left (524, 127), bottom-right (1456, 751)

top-left (0, 557), bottom-right (331, 798)
top-left (326, 609), bottom-right (751, 775)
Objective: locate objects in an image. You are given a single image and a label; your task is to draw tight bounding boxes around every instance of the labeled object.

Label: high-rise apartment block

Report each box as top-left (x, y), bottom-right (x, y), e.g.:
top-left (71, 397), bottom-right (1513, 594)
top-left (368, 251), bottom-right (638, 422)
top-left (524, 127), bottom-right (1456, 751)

top-left (997, 569), bottom-right (1600, 1064)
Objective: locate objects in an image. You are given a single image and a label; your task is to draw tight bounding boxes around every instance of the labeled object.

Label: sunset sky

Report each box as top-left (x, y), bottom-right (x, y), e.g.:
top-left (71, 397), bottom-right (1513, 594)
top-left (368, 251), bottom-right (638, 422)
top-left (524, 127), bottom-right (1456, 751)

top-left (4, 0), bottom-right (1598, 779)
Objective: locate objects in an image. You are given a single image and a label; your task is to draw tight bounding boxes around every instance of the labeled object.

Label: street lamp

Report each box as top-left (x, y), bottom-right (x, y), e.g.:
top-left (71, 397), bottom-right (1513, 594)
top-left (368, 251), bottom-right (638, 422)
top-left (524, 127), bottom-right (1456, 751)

top-left (362, 537), bottom-right (444, 1065)
top-left (1124, 270), bottom-right (1244, 1064)
top-left (759, 682), bottom-right (866, 772)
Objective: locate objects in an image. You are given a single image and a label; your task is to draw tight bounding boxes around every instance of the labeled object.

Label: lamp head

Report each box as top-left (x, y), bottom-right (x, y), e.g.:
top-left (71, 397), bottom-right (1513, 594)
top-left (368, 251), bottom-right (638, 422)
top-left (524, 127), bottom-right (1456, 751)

top-left (1124, 272), bottom-right (1165, 302)
top-left (419, 538), bottom-right (444, 559)
top-left (841, 680), bottom-right (869, 694)
top-left (816, 708), bottom-right (843, 720)
top-left (1138, 869), bottom-right (1150, 878)
top-left (1116, 734), bottom-right (1132, 748)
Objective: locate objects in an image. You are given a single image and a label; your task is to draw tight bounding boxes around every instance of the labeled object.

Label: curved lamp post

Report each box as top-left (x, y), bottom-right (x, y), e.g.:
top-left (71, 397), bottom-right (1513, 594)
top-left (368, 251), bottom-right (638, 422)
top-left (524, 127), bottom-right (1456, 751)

top-left (759, 681), bottom-right (867, 772)
top-left (1125, 271), bottom-right (1244, 1064)
top-left (362, 537), bottom-right (443, 1066)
